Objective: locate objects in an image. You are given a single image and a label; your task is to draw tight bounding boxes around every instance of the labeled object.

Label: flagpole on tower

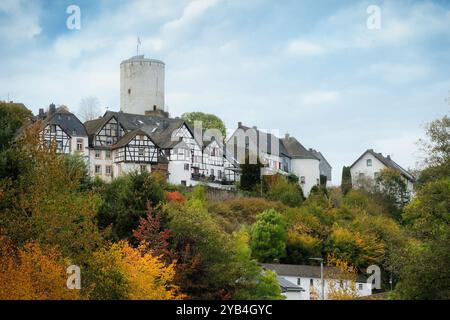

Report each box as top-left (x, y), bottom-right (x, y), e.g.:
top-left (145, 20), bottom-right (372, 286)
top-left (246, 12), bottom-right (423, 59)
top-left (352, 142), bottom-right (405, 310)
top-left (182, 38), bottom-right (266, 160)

top-left (137, 36), bottom-right (141, 56)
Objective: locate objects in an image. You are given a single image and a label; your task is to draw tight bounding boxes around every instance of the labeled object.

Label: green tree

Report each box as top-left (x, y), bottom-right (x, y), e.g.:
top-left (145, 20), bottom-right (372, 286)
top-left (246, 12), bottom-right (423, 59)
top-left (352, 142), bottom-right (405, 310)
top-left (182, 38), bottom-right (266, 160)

top-left (416, 115), bottom-right (450, 187)
top-left (181, 111), bottom-right (227, 139)
top-left (0, 102), bottom-right (32, 151)
top-left (265, 176), bottom-right (304, 207)
top-left (97, 171), bottom-right (164, 240)
top-left (374, 168), bottom-right (410, 220)
top-left (341, 166), bottom-right (352, 195)
top-left (250, 209), bottom-right (287, 262)
top-left (240, 155), bottom-right (263, 192)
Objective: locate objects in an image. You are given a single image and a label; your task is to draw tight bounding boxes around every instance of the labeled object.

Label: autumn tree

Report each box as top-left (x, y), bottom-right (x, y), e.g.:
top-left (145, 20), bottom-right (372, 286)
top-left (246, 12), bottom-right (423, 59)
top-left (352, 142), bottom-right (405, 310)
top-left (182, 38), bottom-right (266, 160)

top-left (85, 241), bottom-right (182, 300)
top-left (0, 124), bottom-right (103, 262)
top-left (0, 234), bottom-right (80, 300)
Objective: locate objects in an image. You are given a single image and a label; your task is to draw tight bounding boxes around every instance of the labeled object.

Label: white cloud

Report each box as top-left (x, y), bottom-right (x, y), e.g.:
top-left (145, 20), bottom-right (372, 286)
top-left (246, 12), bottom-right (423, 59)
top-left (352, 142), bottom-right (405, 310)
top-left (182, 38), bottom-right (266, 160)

top-left (162, 0), bottom-right (220, 32)
top-left (287, 39), bottom-right (323, 56)
top-left (0, 0), bottom-right (41, 43)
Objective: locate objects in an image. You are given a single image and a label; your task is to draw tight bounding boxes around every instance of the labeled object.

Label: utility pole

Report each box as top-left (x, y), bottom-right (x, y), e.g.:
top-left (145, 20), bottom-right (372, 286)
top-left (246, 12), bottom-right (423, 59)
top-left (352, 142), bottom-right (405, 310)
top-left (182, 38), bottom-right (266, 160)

top-left (309, 257), bottom-right (324, 300)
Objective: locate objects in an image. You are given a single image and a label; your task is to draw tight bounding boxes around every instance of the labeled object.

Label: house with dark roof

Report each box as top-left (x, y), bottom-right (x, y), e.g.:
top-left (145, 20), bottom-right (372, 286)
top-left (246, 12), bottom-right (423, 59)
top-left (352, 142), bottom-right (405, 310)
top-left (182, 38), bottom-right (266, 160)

top-left (227, 122), bottom-right (292, 177)
top-left (33, 103), bottom-right (89, 158)
top-left (349, 149), bottom-right (414, 194)
top-left (227, 123), bottom-right (327, 196)
top-left (82, 110), bottom-right (238, 186)
top-left (261, 263), bottom-right (372, 300)
top-left (309, 148), bottom-right (332, 184)
top-left (280, 134), bottom-right (321, 196)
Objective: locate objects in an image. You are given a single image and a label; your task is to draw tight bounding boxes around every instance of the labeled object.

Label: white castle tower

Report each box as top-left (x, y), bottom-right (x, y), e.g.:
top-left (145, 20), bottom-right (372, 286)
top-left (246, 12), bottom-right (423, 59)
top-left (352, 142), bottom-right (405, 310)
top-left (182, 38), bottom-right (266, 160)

top-left (120, 55), bottom-right (165, 115)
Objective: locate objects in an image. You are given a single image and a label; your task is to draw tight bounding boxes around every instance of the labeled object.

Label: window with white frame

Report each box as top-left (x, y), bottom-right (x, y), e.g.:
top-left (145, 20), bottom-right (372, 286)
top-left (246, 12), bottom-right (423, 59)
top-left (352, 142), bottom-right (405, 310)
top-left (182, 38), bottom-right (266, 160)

top-left (140, 165), bottom-right (147, 173)
top-left (76, 139), bottom-right (83, 151)
top-left (105, 150), bottom-right (111, 159)
top-left (300, 176), bottom-right (306, 184)
top-left (95, 165), bottom-right (101, 174)
top-left (367, 159), bottom-right (372, 167)
top-left (139, 148), bottom-right (145, 156)
top-left (184, 163), bottom-right (189, 171)
top-left (105, 165), bottom-right (112, 175)
top-left (358, 283), bottom-right (363, 290)
top-left (95, 150), bottom-right (101, 159)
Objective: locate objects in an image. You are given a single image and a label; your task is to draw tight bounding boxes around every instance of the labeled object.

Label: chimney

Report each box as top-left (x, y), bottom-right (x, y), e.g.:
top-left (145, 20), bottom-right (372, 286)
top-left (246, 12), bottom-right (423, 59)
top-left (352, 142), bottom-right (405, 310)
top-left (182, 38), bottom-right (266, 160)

top-left (387, 155), bottom-right (391, 160)
top-left (252, 125), bottom-right (257, 130)
top-left (49, 103), bottom-right (56, 114)
top-left (238, 122), bottom-right (242, 127)
top-left (285, 133), bottom-right (290, 139)
top-left (38, 108), bottom-right (44, 118)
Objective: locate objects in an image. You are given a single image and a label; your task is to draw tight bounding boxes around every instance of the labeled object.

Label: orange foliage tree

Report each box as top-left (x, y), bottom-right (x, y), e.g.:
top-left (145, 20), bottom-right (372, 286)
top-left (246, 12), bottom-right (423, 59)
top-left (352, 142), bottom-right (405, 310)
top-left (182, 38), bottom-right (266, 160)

top-left (0, 234), bottom-right (80, 300)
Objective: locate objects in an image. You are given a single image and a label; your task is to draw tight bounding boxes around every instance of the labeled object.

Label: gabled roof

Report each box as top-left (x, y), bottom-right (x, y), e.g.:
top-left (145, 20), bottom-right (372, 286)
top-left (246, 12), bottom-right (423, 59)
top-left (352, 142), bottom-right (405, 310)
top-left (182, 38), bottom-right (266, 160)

top-left (261, 263), bottom-right (368, 283)
top-left (84, 111), bottom-right (193, 149)
top-left (112, 128), bottom-right (158, 149)
top-left (350, 149), bottom-right (415, 182)
top-left (37, 106), bottom-right (87, 137)
top-left (309, 149), bottom-right (332, 168)
top-left (233, 124), bottom-right (290, 157)
top-left (280, 136), bottom-right (319, 160)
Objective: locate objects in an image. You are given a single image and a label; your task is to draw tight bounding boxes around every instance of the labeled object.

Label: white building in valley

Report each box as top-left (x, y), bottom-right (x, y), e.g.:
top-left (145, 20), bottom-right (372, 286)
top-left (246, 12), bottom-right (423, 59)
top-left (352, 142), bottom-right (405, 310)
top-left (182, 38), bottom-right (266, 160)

top-left (261, 263), bottom-right (372, 300)
top-left (349, 149), bottom-right (414, 193)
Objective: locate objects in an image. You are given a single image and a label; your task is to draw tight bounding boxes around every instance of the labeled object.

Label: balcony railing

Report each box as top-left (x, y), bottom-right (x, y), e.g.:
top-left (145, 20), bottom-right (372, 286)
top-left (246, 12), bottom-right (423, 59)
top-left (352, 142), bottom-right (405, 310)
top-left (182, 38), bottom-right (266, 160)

top-left (191, 173), bottom-right (233, 185)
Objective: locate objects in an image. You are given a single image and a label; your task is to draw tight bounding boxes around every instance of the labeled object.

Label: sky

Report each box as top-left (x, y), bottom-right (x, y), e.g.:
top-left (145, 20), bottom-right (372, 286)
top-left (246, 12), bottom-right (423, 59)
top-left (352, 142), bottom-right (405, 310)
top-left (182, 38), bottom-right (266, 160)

top-left (1, 0), bottom-right (449, 184)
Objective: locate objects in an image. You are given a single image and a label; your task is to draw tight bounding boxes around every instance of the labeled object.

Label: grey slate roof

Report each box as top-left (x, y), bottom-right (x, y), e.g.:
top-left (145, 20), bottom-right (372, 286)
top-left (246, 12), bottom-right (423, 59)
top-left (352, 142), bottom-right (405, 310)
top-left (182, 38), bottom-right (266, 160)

top-left (235, 124), bottom-right (290, 157)
top-left (280, 136), bottom-right (319, 160)
top-left (350, 149), bottom-right (415, 182)
top-left (261, 263), bottom-right (368, 283)
top-left (277, 276), bottom-right (304, 292)
top-left (309, 149), bottom-right (332, 168)
top-left (37, 106), bottom-right (87, 137)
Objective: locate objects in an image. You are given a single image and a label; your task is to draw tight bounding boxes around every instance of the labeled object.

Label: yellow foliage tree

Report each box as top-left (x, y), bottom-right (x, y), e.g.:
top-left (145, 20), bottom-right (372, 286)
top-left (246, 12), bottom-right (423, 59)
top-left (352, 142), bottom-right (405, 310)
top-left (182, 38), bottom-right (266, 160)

top-left (88, 241), bottom-right (183, 300)
top-left (0, 235), bottom-right (80, 300)
top-left (325, 253), bottom-right (360, 300)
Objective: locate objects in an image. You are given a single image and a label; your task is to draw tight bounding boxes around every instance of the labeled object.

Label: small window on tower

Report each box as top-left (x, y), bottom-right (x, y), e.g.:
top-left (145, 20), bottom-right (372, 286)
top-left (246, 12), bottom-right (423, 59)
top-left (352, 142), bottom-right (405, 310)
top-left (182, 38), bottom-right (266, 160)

top-left (153, 105), bottom-right (157, 111)
top-left (128, 88), bottom-right (131, 94)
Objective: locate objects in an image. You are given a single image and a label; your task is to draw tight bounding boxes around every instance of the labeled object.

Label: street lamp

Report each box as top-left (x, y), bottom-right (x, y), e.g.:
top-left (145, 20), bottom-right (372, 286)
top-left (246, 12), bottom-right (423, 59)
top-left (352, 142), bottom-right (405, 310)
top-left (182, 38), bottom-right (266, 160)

top-left (309, 257), bottom-right (324, 300)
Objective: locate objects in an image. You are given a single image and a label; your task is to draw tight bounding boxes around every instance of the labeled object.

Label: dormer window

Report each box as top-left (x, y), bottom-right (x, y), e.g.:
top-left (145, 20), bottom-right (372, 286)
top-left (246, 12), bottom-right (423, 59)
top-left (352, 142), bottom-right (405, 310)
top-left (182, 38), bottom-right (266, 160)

top-left (106, 137), bottom-right (113, 145)
top-left (367, 159), bottom-right (372, 167)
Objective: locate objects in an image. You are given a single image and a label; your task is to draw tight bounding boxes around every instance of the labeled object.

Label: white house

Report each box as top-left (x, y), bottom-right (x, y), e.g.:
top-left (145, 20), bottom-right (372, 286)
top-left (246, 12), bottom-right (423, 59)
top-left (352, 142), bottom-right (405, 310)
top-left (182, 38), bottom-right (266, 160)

top-left (227, 123), bottom-right (291, 177)
top-left (349, 149), bottom-right (414, 193)
top-left (280, 134), bottom-right (321, 196)
top-left (262, 263), bottom-right (372, 300)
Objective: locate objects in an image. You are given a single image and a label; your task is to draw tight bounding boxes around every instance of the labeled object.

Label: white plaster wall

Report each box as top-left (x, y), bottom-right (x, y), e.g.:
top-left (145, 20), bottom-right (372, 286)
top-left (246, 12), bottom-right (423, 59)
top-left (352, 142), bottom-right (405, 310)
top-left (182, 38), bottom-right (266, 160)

top-left (282, 276), bottom-right (372, 300)
top-left (120, 58), bottom-right (165, 115)
top-left (350, 152), bottom-right (386, 186)
top-left (88, 149), bottom-right (114, 182)
top-left (290, 158), bottom-right (320, 197)
top-left (168, 161), bottom-right (192, 186)
top-left (69, 136), bottom-right (89, 158)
